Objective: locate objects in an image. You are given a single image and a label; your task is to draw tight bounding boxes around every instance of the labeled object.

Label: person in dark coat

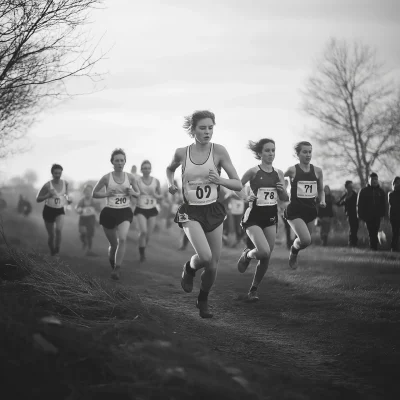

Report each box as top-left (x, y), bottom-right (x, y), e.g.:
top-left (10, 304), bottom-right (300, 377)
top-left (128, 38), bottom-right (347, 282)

top-left (337, 180), bottom-right (359, 247)
top-left (357, 173), bottom-right (386, 250)
top-left (388, 176), bottom-right (400, 252)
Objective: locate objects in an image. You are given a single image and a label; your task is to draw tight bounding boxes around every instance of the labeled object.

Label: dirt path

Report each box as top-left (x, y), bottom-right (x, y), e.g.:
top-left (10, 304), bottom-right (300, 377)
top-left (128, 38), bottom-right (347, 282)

top-left (2, 209), bottom-right (394, 399)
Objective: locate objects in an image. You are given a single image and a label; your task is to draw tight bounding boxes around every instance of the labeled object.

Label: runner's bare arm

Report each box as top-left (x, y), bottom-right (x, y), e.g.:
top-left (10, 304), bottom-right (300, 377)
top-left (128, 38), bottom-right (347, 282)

top-left (65, 181), bottom-right (72, 204)
top-left (127, 174), bottom-right (140, 197)
top-left (315, 167), bottom-right (325, 206)
top-left (92, 175), bottom-right (110, 199)
top-left (212, 144), bottom-right (242, 191)
top-left (166, 148), bottom-right (185, 194)
top-left (154, 179), bottom-right (163, 200)
top-left (276, 169), bottom-right (289, 201)
top-left (232, 167), bottom-right (256, 200)
top-left (36, 182), bottom-right (51, 203)
top-left (284, 165), bottom-right (296, 179)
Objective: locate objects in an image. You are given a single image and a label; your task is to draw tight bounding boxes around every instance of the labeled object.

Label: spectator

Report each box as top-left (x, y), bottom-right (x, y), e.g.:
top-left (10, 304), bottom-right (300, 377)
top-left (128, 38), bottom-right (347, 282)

top-left (388, 176), bottom-right (400, 252)
top-left (357, 173), bottom-right (386, 250)
top-left (317, 185), bottom-right (335, 246)
top-left (337, 180), bottom-right (359, 247)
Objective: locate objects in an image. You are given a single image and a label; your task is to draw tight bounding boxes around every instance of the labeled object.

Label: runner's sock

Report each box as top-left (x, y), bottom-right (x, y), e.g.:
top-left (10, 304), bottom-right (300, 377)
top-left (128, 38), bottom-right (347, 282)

top-left (291, 245), bottom-right (300, 255)
top-left (139, 246), bottom-right (145, 256)
top-left (250, 285), bottom-right (258, 292)
top-left (198, 289), bottom-right (209, 302)
top-left (185, 260), bottom-right (196, 276)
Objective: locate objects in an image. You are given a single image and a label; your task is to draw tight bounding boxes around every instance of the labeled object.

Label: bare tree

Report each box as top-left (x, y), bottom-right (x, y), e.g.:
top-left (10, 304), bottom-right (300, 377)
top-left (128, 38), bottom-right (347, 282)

top-left (302, 38), bottom-right (400, 187)
top-left (0, 0), bottom-right (105, 158)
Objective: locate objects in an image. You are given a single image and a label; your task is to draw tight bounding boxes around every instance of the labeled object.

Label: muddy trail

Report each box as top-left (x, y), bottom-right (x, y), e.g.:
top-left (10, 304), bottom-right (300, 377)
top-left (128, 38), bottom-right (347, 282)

top-left (2, 209), bottom-right (398, 399)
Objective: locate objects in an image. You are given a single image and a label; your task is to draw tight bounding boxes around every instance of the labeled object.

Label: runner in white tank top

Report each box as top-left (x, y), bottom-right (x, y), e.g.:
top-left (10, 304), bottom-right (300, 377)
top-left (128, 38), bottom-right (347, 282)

top-left (166, 110), bottom-right (242, 319)
top-left (134, 160), bottom-right (163, 262)
top-left (93, 148), bottom-right (140, 280)
top-left (36, 164), bottom-right (72, 256)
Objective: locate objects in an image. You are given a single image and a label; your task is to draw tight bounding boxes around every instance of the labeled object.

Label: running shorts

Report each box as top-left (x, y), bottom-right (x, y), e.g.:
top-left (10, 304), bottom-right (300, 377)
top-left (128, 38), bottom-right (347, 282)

top-left (99, 207), bottom-right (133, 229)
top-left (43, 205), bottom-right (65, 223)
top-left (174, 201), bottom-right (226, 233)
top-left (79, 215), bottom-right (96, 237)
top-left (284, 202), bottom-right (317, 224)
top-left (241, 206), bottom-right (278, 231)
top-left (133, 206), bottom-right (159, 219)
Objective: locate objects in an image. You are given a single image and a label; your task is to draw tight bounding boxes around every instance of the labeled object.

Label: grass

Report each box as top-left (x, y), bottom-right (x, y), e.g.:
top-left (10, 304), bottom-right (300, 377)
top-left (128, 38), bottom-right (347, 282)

top-left (0, 241), bottom-right (267, 400)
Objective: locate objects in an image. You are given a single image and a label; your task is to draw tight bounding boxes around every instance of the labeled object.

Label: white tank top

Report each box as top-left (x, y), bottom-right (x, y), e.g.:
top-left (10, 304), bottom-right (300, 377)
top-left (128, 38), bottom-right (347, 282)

top-left (106, 172), bottom-right (131, 208)
top-left (45, 180), bottom-right (66, 209)
top-left (137, 177), bottom-right (158, 209)
top-left (182, 143), bottom-right (219, 206)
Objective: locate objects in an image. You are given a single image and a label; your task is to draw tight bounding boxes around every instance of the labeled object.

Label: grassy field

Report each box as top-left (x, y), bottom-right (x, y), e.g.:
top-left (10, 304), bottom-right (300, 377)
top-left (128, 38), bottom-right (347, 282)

top-left (1, 207), bottom-right (400, 399)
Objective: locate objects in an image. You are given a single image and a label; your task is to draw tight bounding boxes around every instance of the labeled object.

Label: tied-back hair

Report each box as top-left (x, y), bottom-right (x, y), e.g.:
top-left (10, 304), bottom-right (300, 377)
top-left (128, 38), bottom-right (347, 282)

top-left (51, 164), bottom-right (63, 173)
top-left (248, 138), bottom-right (275, 160)
top-left (141, 160), bottom-right (151, 169)
top-left (294, 141), bottom-right (312, 156)
top-left (110, 148), bottom-right (126, 163)
top-left (183, 110), bottom-right (216, 137)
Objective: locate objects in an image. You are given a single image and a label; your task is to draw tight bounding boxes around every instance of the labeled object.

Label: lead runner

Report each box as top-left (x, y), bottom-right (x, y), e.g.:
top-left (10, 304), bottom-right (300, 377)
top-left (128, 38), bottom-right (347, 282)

top-left (166, 110), bottom-right (242, 318)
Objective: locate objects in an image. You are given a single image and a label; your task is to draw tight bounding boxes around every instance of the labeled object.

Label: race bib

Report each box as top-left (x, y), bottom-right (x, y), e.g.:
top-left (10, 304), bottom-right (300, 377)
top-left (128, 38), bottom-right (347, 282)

top-left (230, 199), bottom-right (245, 215)
top-left (256, 187), bottom-right (278, 206)
top-left (47, 195), bottom-right (65, 209)
top-left (297, 181), bottom-right (317, 198)
top-left (138, 194), bottom-right (157, 209)
top-left (108, 195), bottom-right (130, 208)
top-left (185, 181), bottom-right (217, 205)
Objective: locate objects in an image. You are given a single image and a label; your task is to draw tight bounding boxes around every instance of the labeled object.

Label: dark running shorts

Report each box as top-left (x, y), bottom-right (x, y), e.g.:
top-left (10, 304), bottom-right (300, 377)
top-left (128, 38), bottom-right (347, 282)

top-left (99, 207), bottom-right (133, 229)
top-left (133, 207), bottom-right (159, 219)
top-left (174, 201), bottom-right (226, 233)
top-left (43, 205), bottom-right (65, 223)
top-left (241, 206), bottom-right (278, 231)
top-left (79, 215), bottom-right (96, 237)
top-left (284, 202), bottom-right (317, 224)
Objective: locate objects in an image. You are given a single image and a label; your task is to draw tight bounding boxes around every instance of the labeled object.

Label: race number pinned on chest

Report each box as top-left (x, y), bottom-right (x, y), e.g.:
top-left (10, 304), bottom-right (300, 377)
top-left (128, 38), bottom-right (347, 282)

top-left (297, 181), bottom-right (317, 198)
top-left (186, 181), bottom-right (217, 205)
top-left (138, 195), bottom-right (156, 209)
top-left (108, 195), bottom-right (130, 208)
top-left (256, 187), bottom-right (278, 206)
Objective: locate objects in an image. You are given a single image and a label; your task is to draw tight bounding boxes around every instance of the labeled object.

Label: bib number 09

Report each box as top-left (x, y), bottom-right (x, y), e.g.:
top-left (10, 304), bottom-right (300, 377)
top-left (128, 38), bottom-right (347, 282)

top-left (196, 185), bottom-right (211, 199)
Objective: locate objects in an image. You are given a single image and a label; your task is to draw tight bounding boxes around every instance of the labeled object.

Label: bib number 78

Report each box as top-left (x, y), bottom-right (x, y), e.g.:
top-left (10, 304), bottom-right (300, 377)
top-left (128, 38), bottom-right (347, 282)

top-left (264, 191), bottom-right (275, 200)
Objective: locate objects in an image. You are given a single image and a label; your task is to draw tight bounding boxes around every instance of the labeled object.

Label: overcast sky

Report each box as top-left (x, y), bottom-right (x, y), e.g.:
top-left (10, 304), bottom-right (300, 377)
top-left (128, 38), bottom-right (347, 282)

top-left (2, 0), bottom-right (400, 189)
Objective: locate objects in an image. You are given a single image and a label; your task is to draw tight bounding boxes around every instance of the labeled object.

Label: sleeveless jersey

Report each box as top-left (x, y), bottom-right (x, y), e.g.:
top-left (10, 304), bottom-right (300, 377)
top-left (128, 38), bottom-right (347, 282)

top-left (45, 180), bottom-right (67, 209)
top-left (137, 177), bottom-right (158, 209)
top-left (290, 164), bottom-right (318, 208)
top-left (248, 166), bottom-right (280, 211)
top-left (78, 198), bottom-right (96, 216)
top-left (182, 143), bottom-right (220, 206)
top-left (106, 172), bottom-right (131, 209)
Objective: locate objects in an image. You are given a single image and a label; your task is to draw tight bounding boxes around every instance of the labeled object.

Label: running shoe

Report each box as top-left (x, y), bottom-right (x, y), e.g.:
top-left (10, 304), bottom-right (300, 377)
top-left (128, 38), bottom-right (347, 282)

top-left (181, 261), bottom-right (195, 293)
top-left (247, 290), bottom-right (259, 302)
top-left (288, 246), bottom-right (298, 269)
top-left (111, 266), bottom-right (120, 280)
top-left (237, 248), bottom-right (251, 273)
top-left (196, 299), bottom-right (213, 318)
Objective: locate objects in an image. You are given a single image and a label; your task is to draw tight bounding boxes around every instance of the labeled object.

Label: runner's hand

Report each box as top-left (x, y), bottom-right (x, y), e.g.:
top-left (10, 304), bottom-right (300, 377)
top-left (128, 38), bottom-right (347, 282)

top-left (48, 189), bottom-right (57, 198)
top-left (319, 201), bottom-right (326, 208)
top-left (208, 169), bottom-right (220, 184)
top-left (125, 187), bottom-right (135, 196)
top-left (106, 188), bottom-right (117, 197)
top-left (248, 194), bottom-right (257, 202)
top-left (168, 184), bottom-right (178, 195)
